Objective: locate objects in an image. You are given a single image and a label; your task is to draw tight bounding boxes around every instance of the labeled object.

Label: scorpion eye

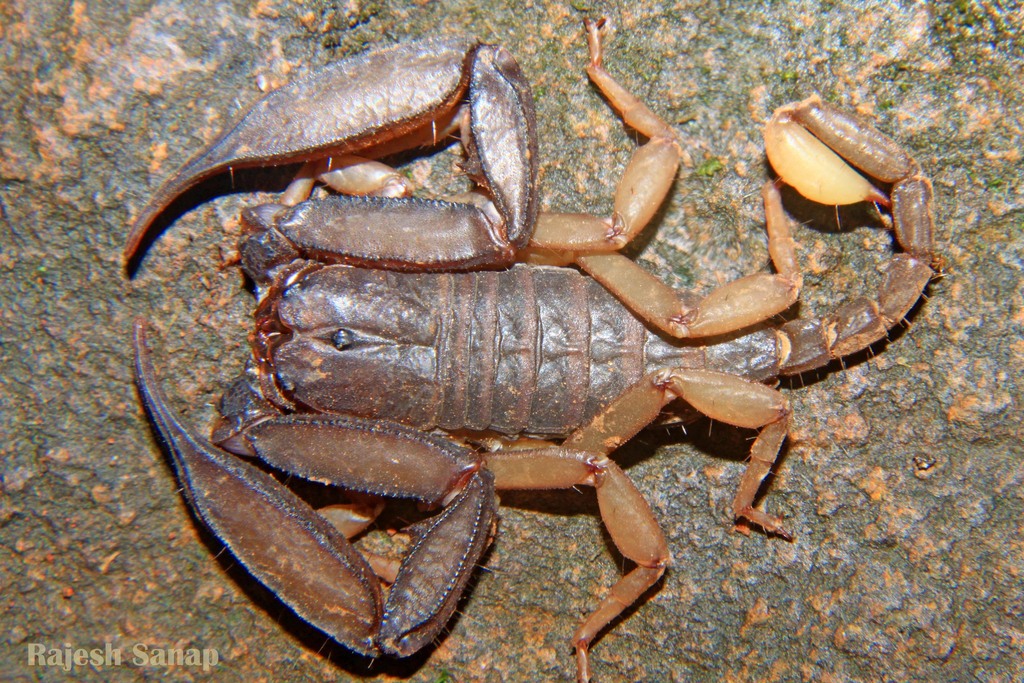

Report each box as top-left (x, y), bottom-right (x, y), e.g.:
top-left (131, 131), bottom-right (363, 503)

top-left (333, 329), bottom-right (355, 350)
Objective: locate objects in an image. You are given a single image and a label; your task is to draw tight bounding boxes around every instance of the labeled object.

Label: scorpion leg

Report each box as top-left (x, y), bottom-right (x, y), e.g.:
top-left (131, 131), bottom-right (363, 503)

top-left (483, 445), bottom-right (669, 683)
top-left (279, 156), bottom-right (415, 206)
top-left (562, 369), bottom-right (793, 538)
top-left (492, 373), bottom-right (790, 680)
top-left (486, 363), bottom-right (791, 681)
top-left (317, 495), bottom-right (386, 539)
top-left (528, 19), bottom-right (801, 338)
top-left (529, 18), bottom-right (681, 255)
top-left (277, 104), bottom-right (466, 205)
top-left (317, 498), bottom-right (402, 584)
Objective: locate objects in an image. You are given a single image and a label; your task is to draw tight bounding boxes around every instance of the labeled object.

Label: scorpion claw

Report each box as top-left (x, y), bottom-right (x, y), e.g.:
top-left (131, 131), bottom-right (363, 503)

top-left (380, 470), bottom-right (498, 654)
top-left (126, 37), bottom-right (479, 263)
top-left (132, 320), bottom-right (385, 654)
top-left (136, 320), bottom-right (499, 658)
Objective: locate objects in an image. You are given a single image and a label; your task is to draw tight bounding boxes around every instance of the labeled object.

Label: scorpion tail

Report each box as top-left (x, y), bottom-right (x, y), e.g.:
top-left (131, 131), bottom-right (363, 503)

top-left (761, 96), bottom-right (939, 376)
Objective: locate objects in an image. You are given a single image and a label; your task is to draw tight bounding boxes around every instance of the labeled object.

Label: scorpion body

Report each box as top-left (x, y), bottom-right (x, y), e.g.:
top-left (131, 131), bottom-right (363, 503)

top-left (254, 263), bottom-right (789, 437)
top-left (128, 19), bottom-right (936, 682)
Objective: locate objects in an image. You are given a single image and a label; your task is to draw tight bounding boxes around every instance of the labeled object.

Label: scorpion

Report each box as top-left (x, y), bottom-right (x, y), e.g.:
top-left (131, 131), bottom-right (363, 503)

top-left (126, 19), bottom-right (936, 682)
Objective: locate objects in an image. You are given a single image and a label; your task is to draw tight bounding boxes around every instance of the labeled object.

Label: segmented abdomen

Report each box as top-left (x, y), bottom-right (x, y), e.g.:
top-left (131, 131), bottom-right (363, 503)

top-left (439, 265), bottom-right (656, 435)
top-left (270, 264), bottom-right (785, 437)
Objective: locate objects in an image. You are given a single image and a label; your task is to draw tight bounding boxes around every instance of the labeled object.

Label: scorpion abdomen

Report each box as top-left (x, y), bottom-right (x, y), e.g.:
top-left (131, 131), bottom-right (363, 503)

top-left (444, 265), bottom-right (656, 436)
top-left (268, 264), bottom-right (787, 437)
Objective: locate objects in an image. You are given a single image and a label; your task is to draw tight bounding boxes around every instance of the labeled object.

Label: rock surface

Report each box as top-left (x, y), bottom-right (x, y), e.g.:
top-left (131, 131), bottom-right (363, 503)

top-left (1, 2), bottom-right (1021, 681)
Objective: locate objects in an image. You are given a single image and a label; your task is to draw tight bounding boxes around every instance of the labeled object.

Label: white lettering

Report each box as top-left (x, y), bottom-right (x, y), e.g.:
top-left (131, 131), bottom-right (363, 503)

top-left (202, 648), bottom-right (219, 671)
top-left (28, 641), bottom-right (215, 671)
top-left (107, 641), bottom-right (123, 666)
top-left (26, 643), bottom-right (45, 665)
top-left (132, 642), bottom-right (150, 666)
top-left (48, 646), bottom-right (65, 672)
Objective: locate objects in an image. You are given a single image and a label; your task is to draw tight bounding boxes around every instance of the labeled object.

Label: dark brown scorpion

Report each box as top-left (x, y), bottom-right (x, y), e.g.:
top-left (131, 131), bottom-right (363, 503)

top-left (126, 19), bottom-right (937, 682)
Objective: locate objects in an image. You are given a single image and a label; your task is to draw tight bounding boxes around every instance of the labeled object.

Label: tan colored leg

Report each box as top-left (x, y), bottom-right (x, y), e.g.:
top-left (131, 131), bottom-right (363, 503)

top-left (527, 213), bottom-right (627, 257)
top-left (527, 20), bottom-right (800, 339)
top-left (276, 101), bottom-right (465, 208)
top-left (574, 565), bottom-right (665, 682)
top-left (528, 18), bottom-right (680, 258)
top-left (667, 369), bottom-right (794, 538)
top-left (563, 368), bottom-right (793, 536)
top-left (484, 447), bottom-right (669, 683)
top-left (318, 496), bottom-right (386, 538)
top-left (577, 253), bottom-right (800, 337)
top-left (574, 178), bottom-right (805, 337)
top-left (732, 419), bottom-right (791, 539)
top-left (281, 155), bottom-right (413, 206)
top-left (582, 17), bottom-right (680, 239)
top-left (485, 363), bottom-right (791, 680)
top-left (762, 181), bottom-right (800, 277)
top-left (318, 497), bottom-right (401, 583)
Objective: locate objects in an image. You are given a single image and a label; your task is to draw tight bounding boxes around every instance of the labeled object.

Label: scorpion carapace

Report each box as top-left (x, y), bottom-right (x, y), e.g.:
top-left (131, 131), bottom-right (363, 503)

top-left (130, 18), bottom-right (936, 683)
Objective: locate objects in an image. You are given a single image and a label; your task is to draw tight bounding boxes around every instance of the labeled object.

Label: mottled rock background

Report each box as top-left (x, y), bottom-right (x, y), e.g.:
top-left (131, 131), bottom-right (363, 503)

top-left (1, 1), bottom-right (1021, 681)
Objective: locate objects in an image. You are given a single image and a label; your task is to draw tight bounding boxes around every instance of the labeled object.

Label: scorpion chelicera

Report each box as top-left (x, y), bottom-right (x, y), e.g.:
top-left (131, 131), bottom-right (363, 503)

top-left (127, 19), bottom-right (936, 682)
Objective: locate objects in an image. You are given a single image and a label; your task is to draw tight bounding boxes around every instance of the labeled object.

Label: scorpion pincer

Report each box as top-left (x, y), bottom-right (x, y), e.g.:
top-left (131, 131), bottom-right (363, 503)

top-left (127, 18), bottom-right (936, 682)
